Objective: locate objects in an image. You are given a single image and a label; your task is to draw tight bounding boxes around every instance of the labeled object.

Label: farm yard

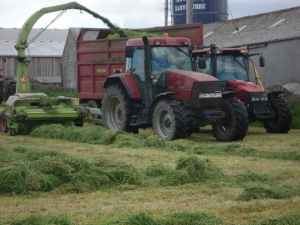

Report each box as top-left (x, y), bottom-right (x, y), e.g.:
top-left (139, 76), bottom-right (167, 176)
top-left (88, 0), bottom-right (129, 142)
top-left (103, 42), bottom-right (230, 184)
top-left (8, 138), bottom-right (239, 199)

top-left (1, 1), bottom-right (300, 224)
top-left (0, 100), bottom-right (299, 224)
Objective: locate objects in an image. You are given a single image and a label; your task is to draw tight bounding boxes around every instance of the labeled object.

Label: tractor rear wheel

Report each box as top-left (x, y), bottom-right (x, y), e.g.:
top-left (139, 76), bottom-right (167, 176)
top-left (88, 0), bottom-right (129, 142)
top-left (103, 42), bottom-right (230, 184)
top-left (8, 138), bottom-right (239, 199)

top-left (152, 99), bottom-right (188, 141)
top-left (102, 84), bottom-right (133, 131)
top-left (0, 110), bottom-right (7, 132)
top-left (213, 98), bottom-right (248, 142)
top-left (263, 96), bottom-right (292, 133)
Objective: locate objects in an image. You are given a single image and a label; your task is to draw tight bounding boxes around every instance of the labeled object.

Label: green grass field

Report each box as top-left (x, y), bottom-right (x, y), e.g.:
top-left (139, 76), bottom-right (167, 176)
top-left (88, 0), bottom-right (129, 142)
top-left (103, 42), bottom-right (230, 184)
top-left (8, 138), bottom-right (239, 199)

top-left (0, 123), bottom-right (299, 225)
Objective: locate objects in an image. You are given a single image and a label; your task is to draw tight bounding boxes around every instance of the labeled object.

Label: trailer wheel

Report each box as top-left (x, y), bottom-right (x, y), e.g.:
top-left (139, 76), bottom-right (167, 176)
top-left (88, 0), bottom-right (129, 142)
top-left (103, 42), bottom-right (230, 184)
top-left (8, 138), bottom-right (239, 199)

top-left (152, 99), bottom-right (188, 141)
top-left (102, 84), bottom-right (133, 131)
top-left (7, 82), bottom-right (16, 97)
top-left (213, 98), bottom-right (248, 142)
top-left (87, 100), bottom-right (100, 119)
top-left (0, 110), bottom-right (7, 132)
top-left (263, 96), bottom-right (292, 133)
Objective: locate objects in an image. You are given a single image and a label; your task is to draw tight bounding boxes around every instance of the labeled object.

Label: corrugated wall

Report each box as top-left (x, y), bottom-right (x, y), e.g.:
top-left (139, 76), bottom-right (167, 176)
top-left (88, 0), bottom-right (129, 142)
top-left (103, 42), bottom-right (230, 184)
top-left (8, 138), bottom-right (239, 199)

top-left (1, 57), bottom-right (61, 79)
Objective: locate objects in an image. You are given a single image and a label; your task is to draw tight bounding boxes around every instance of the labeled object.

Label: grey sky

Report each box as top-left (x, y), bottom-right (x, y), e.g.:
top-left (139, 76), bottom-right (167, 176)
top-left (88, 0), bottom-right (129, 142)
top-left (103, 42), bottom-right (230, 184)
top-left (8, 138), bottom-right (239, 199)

top-left (0, 0), bottom-right (299, 29)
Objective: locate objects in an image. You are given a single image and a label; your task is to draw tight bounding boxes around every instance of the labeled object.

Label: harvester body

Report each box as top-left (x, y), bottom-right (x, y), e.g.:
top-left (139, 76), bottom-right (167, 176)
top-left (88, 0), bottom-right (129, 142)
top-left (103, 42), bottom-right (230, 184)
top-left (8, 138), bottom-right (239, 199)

top-left (0, 2), bottom-right (120, 135)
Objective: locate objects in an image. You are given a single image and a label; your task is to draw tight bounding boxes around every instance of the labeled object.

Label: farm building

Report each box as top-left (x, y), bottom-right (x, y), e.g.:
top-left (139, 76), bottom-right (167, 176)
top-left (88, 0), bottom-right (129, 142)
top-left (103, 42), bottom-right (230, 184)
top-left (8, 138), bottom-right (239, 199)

top-left (0, 6), bottom-right (300, 91)
top-left (201, 6), bottom-right (300, 89)
top-left (0, 28), bottom-right (68, 84)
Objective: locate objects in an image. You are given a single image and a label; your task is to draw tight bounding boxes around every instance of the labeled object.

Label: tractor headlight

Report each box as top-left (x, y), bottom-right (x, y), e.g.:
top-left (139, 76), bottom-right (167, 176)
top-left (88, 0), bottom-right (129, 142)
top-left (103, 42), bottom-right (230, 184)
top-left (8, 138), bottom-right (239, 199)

top-left (199, 92), bottom-right (222, 98)
top-left (251, 97), bottom-right (260, 101)
top-left (251, 96), bottom-right (268, 101)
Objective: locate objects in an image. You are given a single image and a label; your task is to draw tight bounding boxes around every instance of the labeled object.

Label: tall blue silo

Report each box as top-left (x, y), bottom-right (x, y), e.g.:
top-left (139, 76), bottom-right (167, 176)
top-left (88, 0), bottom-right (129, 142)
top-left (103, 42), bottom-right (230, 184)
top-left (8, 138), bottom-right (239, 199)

top-left (173, 0), bottom-right (228, 25)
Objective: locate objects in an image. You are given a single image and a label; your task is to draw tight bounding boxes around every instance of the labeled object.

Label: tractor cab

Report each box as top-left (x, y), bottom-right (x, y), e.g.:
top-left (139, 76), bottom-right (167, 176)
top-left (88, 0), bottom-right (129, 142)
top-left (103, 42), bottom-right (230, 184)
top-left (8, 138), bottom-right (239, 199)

top-left (193, 46), bottom-right (252, 82)
top-left (192, 45), bottom-right (292, 134)
top-left (125, 37), bottom-right (194, 98)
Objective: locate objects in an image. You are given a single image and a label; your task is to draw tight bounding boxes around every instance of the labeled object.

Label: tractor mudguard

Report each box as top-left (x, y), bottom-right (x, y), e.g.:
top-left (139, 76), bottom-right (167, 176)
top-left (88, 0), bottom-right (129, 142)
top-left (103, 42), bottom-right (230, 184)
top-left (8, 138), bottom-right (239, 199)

top-left (103, 73), bottom-right (142, 100)
top-left (267, 91), bottom-right (284, 99)
top-left (148, 92), bottom-right (178, 116)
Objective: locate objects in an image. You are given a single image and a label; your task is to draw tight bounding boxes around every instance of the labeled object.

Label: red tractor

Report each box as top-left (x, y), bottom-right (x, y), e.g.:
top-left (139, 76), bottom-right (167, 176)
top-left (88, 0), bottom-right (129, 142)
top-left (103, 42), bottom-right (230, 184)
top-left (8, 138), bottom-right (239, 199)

top-left (193, 44), bottom-right (292, 133)
top-left (100, 37), bottom-right (248, 141)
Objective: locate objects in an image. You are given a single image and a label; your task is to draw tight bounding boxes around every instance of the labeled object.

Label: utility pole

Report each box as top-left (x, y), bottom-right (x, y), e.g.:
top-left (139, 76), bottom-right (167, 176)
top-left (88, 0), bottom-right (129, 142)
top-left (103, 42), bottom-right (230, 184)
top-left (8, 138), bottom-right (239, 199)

top-left (164, 0), bottom-right (168, 26)
top-left (186, 0), bottom-right (193, 24)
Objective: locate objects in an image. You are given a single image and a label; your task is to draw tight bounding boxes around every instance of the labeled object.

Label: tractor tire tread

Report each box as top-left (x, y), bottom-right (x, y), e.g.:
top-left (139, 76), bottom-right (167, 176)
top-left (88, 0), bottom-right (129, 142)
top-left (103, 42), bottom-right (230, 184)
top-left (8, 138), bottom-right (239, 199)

top-left (263, 97), bottom-right (292, 133)
top-left (213, 98), bottom-right (249, 142)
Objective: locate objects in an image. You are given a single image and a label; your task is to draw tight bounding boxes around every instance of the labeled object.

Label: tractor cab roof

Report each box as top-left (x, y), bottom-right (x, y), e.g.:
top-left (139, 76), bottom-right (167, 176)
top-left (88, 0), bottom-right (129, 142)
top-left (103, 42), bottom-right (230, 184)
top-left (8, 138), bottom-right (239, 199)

top-left (126, 37), bottom-right (191, 47)
top-left (193, 47), bottom-right (248, 56)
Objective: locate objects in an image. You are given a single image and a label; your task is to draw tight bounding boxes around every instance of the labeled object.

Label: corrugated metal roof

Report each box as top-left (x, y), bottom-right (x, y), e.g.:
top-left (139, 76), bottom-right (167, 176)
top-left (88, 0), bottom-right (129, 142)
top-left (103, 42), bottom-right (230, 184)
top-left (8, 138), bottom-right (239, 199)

top-left (0, 28), bottom-right (68, 57)
top-left (203, 6), bottom-right (300, 47)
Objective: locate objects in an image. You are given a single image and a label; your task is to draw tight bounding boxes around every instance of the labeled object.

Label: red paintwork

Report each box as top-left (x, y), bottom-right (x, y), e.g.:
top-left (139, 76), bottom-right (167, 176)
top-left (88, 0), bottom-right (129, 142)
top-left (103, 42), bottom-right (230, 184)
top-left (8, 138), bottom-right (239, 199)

top-left (165, 70), bottom-right (219, 100)
top-left (107, 73), bottom-right (142, 100)
top-left (226, 80), bottom-right (265, 101)
top-left (77, 36), bottom-right (127, 101)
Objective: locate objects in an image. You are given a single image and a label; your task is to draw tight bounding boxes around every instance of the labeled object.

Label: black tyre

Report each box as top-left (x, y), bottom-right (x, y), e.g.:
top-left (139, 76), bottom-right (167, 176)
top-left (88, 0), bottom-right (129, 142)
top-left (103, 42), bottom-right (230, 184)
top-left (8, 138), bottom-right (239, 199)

top-left (7, 82), bottom-right (16, 97)
top-left (0, 110), bottom-right (7, 132)
top-left (152, 99), bottom-right (188, 141)
top-left (263, 96), bottom-right (292, 133)
top-left (102, 84), bottom-right (133, 131)
top-left (87, 100), bottom-right (100, 119)
top-left (213, 98), bottom-right (248, 142)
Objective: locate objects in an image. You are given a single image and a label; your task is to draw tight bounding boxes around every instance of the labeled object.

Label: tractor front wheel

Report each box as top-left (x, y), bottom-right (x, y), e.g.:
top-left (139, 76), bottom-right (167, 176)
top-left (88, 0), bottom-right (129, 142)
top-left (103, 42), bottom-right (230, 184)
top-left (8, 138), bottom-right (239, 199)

top-left (263, 96), bottom-right (292, 133)
top-left (152, 99), bottom-right (188, 141)
top-left (102, 84), bottom-right (133, 131)
top-left (0, 110), bottom-right (7, 132)
top-left (213, 98), bottom-right (248, 142)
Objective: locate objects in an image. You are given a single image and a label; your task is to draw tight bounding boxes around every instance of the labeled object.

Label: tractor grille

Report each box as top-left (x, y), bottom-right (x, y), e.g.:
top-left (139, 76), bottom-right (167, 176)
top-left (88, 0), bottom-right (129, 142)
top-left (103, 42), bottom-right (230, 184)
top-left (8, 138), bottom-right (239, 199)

top-left (190, 81), bottom-right (222, 108)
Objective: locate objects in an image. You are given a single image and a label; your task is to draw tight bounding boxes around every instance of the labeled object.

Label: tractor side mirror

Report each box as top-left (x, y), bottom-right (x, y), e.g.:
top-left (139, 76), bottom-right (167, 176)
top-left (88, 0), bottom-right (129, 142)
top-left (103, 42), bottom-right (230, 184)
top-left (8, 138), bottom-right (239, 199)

top-left (198, 58), bottom-right (206, 69)
top-left (259, 56), bottom-right (265, 67)
top-left (210, 44), bottom-right (217, 55)
top-left (125, 46), bottom-right (134, 58)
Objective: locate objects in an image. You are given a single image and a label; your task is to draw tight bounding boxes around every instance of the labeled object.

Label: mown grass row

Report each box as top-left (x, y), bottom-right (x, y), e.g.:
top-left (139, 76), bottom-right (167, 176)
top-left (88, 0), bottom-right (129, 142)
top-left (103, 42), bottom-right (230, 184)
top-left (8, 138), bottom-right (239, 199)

top-left (2, 211), bottom-right (300, 225)
top-left (1, 143), bottom-right (299, 198)
top-left (0, 146), bottom-right (223, 194)
top-left (29, 124), bottom-right (300, 161)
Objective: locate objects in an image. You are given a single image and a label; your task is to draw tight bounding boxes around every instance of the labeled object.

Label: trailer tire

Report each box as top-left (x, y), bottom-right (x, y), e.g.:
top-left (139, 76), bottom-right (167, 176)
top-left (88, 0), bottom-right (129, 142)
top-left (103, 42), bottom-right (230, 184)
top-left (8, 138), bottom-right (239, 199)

top-left (213, 98), bottom-right (248, 142)
top-left (152, 99), bottom-right (188, 141)
top-left (87, 100), bottom-right (100, 119)
top-left (0, 110), bottom-right (7, 132)
top-left (102, 84), bottom-right (133, 132)
top-left (263, 96), bottom-right (292, 133)
top-left (7, 82), bottom-right (16, 97)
